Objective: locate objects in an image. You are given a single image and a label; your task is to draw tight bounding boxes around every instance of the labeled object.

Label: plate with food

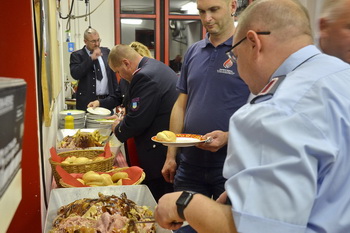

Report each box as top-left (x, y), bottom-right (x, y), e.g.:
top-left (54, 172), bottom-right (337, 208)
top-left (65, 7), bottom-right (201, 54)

top-left (151, 130), bottom-right (206, 147)
top-left (94, 118), bottom-right (115, 124)
top-left (87, 107), bottom-right (111, 116)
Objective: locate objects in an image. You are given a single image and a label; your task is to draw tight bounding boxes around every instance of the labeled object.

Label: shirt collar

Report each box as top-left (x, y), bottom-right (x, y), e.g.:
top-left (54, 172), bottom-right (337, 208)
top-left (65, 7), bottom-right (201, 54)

top-left (138, 57), bottom-right (149, 68)
top-left (271, 45), bottom-right (321, 79)
top-left (84, 46), bottom-right (92, 56)
top-left (132, 57), bottom-right (149, 76)
top-left (200, 32), bottom-right (234, 48)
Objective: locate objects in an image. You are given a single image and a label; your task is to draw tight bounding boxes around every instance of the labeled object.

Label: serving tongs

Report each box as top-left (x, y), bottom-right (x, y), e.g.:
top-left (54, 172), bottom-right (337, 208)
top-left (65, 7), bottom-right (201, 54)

top-left (102, 106), bottom-right (124, 145)
top-left (116, 106), bottom-right (124, 119)
top-left (135, 219), bottom-right (156, 224)
top-left (102, 131), bottom-right (114, 145)
top-left (135, 218), bottom-right (183, 225)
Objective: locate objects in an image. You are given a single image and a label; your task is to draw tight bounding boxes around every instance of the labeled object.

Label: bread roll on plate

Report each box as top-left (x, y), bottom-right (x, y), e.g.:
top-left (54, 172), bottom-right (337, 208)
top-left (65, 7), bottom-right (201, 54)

top-left (156, 130), bottom-right (177, 142)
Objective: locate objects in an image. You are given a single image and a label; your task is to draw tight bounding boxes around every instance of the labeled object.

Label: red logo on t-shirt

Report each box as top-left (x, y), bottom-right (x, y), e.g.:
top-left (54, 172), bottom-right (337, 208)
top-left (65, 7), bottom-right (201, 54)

top-left (223, 58), bottom-right (233, 68)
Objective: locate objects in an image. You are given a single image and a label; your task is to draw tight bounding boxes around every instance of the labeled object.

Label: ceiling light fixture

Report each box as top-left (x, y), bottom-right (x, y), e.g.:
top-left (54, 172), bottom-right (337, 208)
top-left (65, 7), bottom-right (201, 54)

top-left (181, 2), bottom-right (198, 14)
top-left (121, 19), bottom-right (143, 25)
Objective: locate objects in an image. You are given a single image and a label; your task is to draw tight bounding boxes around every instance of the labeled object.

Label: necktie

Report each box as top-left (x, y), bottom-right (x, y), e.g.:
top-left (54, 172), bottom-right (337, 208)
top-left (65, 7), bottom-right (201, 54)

top-left (90, 51), bottom-right (103, 81)
top-left (93, 58), bottom-right (103, 81)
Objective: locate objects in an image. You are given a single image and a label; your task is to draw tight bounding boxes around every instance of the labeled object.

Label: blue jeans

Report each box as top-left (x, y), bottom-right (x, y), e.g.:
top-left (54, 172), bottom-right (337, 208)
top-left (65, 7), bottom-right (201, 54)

top-left (173, 161), bottom-right (226, 233)
top-left (174, 225), bottom-right (197, 233)
top-left (174, 161), bottom-right (226, 200)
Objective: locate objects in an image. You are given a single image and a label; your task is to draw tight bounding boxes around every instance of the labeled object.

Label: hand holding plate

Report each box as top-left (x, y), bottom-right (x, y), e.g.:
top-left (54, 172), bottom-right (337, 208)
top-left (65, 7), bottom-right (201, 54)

top-left (196, 130), bottom-right (228, 152)
top-left (152, 133), bottom-right (206, 147)
top-left (87, 100), bottom-right (100, 109)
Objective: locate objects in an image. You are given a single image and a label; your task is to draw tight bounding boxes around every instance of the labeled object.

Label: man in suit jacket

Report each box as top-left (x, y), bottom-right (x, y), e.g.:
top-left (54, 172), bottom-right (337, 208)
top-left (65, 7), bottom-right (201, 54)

top-left (108, 44), bottom-right (179, 201)
top-left (70, 28), bottom-right (121, 112)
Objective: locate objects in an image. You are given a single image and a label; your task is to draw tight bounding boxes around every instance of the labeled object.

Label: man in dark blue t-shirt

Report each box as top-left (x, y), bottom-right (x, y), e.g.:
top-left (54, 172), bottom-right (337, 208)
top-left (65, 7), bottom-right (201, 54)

top-left (162, 0), bottom-right (250, 203)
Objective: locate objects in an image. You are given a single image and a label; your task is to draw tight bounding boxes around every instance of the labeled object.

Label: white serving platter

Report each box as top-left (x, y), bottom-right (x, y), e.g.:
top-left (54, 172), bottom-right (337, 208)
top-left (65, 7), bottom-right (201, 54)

top-left (44, 185), bottom-right (171, 233)
top-left (56, 128), bottom-right (121, 155)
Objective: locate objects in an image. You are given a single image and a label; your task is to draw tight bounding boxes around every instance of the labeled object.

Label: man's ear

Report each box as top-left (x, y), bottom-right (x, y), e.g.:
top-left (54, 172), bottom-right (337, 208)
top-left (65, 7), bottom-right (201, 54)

top-left (122, 58), bottom-right (129, 67)
top-left (319, 18), bottom-right (329, 37)
top-left (230, 0), bottom-right (238, 14)
top-left (245, 30), bottom-right (264, 62)
top-left (246, 30), bottom-right (261, 52)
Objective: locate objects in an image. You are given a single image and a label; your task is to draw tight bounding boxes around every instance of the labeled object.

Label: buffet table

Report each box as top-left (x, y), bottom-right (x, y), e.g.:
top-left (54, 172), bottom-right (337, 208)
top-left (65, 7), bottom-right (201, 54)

top-left (45, 124), bottom-right (171, 232)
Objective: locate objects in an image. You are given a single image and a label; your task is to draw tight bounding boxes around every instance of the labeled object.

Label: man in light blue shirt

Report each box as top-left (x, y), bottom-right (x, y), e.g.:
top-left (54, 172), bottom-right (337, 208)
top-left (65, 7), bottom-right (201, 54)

top-left (154, 0), bottom-right (350, 232)
top-left (225, 46), bottom-right (350, 233)
top-left (224, 0), bottom-right (350, 232)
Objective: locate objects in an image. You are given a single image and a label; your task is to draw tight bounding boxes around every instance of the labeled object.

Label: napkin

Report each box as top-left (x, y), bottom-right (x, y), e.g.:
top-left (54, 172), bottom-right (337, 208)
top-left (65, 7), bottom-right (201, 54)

top-left (122, 166), bottom-right (144, 185)
top-left (56, 165), bottom-right (87, 187)
top-left (104, 142), bottom-right (112, 158)
top-left (50, 147), bottom-right (62, 163)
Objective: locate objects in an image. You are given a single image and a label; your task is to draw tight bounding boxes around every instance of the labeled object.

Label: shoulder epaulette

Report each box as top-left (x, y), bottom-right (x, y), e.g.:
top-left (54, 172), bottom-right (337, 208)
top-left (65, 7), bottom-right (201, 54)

top-left (132, 68), bottom-right (141, 76)
top-left (250, 75), bottom-right (286, 104)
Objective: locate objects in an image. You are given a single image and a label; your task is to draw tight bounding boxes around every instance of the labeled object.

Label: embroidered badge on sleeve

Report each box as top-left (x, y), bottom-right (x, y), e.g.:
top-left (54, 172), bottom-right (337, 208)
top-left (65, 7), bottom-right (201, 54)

top-left (131, 97), bottom-right (140, 111)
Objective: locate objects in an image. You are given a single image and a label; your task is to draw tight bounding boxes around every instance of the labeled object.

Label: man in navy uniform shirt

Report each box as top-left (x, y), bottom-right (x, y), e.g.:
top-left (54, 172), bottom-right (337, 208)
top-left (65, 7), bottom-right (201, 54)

top-left (108, 44), bottom-right (179, 201)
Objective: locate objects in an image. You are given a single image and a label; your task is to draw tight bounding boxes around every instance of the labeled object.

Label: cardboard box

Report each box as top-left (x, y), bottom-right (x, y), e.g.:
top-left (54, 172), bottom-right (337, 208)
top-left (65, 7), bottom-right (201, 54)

top-left (44, 185), bottom-right (172, 233)
top-left (0, 77), bottom-right (26, 198)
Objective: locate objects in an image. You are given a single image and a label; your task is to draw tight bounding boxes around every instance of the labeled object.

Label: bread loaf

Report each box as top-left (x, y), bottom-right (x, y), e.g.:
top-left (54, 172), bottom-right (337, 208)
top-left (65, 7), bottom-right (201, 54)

top-left (156, 130), bottom-right (177, 142)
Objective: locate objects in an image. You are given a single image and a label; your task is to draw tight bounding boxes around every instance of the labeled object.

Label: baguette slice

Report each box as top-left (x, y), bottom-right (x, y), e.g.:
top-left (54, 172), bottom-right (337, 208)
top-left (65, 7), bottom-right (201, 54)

top-left (156, 130), bottom-right (177, 142)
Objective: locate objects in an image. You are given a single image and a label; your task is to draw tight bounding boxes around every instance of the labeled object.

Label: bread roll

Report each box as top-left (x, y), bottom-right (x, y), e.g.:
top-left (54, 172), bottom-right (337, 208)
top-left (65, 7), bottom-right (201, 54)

top-left (156, 130), bottom-right (177, 142)
top-left (77, 178), bottom-right (85, 185)
top-left (94, 156), bottom-right (105, 161)
top-left (100, 174), bottom-right (113, 186)
top-left (74, 157), bottom-right (91, 164)
top-left (83, 171), bottom-right (103, 184)
top-left (111, 172), bottom-right (129, 182)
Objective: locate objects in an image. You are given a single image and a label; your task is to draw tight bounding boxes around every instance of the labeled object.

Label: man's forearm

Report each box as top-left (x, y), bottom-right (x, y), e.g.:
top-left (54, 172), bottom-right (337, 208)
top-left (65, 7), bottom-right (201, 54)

top-left (185, 194), bottom-right (237, 233)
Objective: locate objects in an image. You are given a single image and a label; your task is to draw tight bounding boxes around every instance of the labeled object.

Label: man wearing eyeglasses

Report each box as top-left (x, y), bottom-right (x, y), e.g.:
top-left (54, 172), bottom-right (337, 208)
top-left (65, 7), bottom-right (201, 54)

top-left (155, 0), bottom-right (350, 232)
top-left (70, 28), bottom-right (121, 112)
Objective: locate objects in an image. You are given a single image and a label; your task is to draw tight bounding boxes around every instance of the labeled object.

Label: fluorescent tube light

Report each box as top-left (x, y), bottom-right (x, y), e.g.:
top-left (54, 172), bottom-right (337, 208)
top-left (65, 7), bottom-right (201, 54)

top-left (121, 19), bottom-right (143, 25)
top-left (181, 2), bottom-right (198, 14)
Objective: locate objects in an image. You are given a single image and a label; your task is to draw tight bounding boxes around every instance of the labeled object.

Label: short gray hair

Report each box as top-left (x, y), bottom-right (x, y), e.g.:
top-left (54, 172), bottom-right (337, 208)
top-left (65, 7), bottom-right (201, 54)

top-left (84, 28), bottom-right (98, 40)
top-left (236, 0), bottom-right (312, 41)
top-left (320, 0), bottom-right (349, 22)
top-left (108, 44), bottom-right (139, 68)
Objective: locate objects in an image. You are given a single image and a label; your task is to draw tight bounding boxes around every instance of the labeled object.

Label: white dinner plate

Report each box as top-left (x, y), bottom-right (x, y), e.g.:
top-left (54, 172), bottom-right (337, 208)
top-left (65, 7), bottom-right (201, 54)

top-left (59, 110), bottom-right (85, 118)
top-left (151, 133), bottom-right (206, 147)
top-left (87, 107), bottom-right (111, 116)
top-left (94, 119), bottom-right (115, 125)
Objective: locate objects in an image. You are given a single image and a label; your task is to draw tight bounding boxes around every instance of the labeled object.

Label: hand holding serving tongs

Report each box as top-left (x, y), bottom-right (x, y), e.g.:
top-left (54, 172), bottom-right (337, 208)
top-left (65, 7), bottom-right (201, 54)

top-left (116, 106), bottom-right (125, 119)
top-left (105, 106), bottom-right (125, 134)
top-left (105, 106), bottom-right (125, 120)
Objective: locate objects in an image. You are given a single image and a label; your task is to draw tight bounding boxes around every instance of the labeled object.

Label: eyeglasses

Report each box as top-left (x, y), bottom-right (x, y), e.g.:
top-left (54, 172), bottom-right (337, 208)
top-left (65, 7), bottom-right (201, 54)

top-left (225, 31), bottom-right (271, 63)
top-left (88, 38), bottom-right (102, 44)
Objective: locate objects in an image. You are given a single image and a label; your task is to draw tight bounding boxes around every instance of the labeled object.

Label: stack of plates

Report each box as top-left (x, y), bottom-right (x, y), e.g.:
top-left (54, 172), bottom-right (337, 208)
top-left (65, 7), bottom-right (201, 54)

top-left (59, 110), bottom-right (86, 129)
top-left (85, 107), bottom-right (112, 129)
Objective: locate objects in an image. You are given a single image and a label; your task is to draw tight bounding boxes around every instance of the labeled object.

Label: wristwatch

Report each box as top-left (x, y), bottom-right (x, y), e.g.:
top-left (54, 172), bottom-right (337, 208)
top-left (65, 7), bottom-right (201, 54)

top-left (176, 191), bottom-right (197, 220)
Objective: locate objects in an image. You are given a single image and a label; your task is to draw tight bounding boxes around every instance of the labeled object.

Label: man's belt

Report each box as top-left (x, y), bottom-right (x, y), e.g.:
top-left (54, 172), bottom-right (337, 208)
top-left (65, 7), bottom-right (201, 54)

top-left (96, 94), bottom-right (108, 99)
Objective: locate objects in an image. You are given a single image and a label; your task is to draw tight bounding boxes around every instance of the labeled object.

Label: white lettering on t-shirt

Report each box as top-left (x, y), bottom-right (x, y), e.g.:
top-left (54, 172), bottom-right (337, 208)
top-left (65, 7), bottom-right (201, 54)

top-left (217, 69), bottom-right (235, 75)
